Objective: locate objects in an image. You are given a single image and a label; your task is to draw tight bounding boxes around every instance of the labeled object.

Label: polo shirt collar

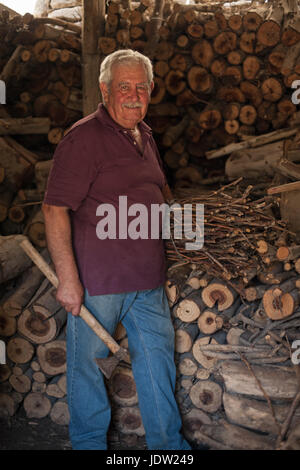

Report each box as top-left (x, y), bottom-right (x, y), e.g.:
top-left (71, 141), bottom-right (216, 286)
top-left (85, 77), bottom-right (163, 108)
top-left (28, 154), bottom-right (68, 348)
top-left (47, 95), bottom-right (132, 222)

top-left (95, 103), bottom-right (152, 135)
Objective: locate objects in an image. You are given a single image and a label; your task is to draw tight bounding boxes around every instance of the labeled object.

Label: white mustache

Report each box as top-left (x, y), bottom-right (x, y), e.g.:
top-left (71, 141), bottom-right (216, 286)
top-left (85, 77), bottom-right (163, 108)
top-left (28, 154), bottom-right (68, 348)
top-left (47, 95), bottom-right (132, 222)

top-left (122, 103), bottom-right (143, 108)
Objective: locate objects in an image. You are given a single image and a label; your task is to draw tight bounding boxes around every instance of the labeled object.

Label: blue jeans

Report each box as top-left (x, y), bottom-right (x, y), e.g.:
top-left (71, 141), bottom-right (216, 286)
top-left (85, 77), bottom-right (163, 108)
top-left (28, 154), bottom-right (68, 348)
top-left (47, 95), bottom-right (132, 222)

top-left (66, 286), bottom-right (191, 450)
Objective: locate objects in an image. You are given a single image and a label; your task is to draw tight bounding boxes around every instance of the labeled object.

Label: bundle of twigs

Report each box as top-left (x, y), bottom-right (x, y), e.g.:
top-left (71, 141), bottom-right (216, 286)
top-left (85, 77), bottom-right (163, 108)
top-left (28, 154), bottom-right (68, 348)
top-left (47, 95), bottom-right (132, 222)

top-left (165, 177), bottom-right (294, 289)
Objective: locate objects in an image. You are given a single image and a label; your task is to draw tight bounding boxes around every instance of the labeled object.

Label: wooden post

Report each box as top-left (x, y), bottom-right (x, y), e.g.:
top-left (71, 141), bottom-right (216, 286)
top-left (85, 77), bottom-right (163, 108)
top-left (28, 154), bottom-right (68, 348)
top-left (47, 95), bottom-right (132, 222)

top-left (82, 0), bottom-right (105, 116)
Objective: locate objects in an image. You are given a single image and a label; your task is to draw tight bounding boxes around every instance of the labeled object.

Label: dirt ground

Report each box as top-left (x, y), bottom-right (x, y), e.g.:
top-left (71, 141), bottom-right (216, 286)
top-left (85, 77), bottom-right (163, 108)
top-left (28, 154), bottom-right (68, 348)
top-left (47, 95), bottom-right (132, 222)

top-left (0, 407), bottom-right (148, 451)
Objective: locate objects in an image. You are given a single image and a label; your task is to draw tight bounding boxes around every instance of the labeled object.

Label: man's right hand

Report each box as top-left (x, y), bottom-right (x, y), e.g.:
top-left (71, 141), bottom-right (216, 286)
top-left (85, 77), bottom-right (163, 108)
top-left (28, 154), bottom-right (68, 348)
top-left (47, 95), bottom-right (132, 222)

top-left (56, 278), bottom-right (84, 316)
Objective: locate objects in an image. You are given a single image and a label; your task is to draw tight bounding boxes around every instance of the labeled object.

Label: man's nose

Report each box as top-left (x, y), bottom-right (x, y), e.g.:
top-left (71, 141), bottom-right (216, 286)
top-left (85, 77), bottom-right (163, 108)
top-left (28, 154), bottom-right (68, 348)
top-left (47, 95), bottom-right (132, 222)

top-left (128, 86), bottom-right (140, 100)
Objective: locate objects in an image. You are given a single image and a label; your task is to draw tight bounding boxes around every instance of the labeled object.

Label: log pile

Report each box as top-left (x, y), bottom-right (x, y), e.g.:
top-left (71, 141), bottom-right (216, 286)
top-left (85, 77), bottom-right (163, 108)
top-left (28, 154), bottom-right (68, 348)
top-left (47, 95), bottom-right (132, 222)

top-left (0, 8), bottom-right (82, 145)
top-left (162, 179), bottom-right (300, 450)
top-left (1, 0), bottom-right (300, 450)
top-left (0, 6), bottom-right (83, 243)
top-left (96, 0), bottom-right (300, 187)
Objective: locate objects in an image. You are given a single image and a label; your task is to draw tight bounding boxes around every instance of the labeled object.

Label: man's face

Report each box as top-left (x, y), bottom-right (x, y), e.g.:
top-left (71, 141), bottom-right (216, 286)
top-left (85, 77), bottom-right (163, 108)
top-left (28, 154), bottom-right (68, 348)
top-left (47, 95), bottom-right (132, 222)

top-left (100, 63), bottom-right (154, 129)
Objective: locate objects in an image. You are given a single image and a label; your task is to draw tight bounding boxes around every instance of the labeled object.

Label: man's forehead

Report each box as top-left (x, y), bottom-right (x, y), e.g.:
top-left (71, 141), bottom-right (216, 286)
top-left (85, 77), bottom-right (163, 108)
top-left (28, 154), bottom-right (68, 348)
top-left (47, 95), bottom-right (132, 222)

top-left (112, 63), bottom-right (147, 80)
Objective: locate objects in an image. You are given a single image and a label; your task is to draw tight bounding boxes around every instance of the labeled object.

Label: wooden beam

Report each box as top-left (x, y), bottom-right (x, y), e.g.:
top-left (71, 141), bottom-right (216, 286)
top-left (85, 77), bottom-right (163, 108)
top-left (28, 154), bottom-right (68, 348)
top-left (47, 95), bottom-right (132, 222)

top-left (206, 126), bottom-right (300, 160)
top-left (0, 118), bottom-right (51, 136)
top-left (267, 180), bottom-right (300, 195)
top-left (82, 0), bottom-right (105, 116)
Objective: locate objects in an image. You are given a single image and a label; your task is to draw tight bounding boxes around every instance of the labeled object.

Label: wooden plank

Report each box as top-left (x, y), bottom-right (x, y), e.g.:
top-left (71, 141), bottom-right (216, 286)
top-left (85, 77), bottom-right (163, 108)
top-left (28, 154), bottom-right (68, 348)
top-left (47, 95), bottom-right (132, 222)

top-left (206, 127), bottom-right (300, 160)
top-left (82, 0), bottom-right (105, 116)
top-left (0, 118), bottom-right (51, 135)
top-left (267, 180), bottom-right (300, 195)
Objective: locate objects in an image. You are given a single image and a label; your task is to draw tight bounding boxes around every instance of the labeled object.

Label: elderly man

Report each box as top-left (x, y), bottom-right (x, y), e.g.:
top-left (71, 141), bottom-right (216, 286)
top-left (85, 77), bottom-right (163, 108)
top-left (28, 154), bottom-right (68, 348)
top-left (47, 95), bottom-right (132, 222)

top-left (42, 49), bottom-right (191, 451)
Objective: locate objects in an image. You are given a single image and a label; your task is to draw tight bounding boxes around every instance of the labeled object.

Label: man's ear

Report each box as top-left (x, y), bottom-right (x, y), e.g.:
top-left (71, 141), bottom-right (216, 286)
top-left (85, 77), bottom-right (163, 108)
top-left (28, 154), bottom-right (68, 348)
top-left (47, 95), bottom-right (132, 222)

top-left (150, 81), bottom-right (154, 94)
top-left (99, 82), bottom-right (109, 104)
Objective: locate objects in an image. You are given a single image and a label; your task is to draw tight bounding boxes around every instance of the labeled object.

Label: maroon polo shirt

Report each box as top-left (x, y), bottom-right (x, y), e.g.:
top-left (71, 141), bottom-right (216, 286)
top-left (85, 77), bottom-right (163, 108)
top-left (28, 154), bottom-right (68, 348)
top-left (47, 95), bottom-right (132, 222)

top-left (44, 103), bottom-right (167, 295)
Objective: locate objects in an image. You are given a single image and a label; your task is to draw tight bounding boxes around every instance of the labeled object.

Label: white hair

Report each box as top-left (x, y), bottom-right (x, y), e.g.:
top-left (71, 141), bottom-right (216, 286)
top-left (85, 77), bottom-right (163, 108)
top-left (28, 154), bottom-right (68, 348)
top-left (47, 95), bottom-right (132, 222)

top-left (99, 49), bottom-right (153, 88)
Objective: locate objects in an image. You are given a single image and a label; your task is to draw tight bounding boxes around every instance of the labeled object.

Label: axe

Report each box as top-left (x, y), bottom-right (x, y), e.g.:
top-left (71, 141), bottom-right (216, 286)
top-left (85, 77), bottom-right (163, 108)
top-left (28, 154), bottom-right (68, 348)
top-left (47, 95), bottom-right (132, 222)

top-left (20, 238), bottom-right (130, 379)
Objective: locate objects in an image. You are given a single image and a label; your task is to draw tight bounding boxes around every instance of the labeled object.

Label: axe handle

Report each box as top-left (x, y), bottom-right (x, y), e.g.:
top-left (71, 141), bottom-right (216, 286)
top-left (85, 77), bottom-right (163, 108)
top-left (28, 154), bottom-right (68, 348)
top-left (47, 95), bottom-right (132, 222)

top-left (20, 238), bottom-right (121, 355)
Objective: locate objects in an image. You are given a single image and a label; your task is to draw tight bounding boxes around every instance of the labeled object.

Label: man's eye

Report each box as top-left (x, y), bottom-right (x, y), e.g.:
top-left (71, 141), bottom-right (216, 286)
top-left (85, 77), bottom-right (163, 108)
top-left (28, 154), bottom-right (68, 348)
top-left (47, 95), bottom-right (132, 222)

top-left (120, 84), bottom-right (129, 92)
top-left (137, 85), bottom-right (148, 93)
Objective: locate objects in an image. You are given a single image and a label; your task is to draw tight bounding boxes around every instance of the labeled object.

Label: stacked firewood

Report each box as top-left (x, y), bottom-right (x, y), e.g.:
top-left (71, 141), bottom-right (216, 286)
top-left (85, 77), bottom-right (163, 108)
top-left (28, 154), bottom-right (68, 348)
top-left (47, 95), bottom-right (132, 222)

top-left (96, 0), bottom-right (300, 186)
top-left (0, 235), bottom-right (146, 443)
top-left (0, 9), bottom-right (82, 141)
top-left (0, 7), bottom-right (83, 242)
top-left (106, 180), bottom-right (300, 449)
top-left (162, 179), bottom-right (300, 450)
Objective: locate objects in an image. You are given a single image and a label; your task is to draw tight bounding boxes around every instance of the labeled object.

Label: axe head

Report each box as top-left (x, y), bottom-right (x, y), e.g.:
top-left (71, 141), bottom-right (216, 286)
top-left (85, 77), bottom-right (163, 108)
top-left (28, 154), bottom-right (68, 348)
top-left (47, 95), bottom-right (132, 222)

top-left (94, 346), bottom-right (129, 379)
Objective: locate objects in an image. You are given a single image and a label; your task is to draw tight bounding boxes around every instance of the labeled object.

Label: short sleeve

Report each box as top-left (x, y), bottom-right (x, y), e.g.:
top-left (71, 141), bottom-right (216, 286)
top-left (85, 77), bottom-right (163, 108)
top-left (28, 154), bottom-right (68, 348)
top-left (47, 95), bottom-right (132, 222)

top-left (43, 129), bottom-right (98, 211)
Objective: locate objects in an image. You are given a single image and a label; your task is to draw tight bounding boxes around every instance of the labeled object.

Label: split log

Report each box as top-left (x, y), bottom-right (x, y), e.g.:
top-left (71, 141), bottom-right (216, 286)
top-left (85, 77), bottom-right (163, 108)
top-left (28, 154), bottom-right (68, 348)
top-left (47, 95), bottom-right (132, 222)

top-left (2, 256), bottom-right (49, 317)
top-left (197, 310), bottom-right (223, 335)
top-left (226, 327), bottom-right (244, 345)
top-left (0, 45), bottom-right (23, 83)
top-left (261, 77), bottom-right (283, 102)
top-left (189, 379), bottom-right (222, 413)
top-left (164, 69), bottom-right (186, 96)
top-left (225, 140), bottom-right (285, 179)
top-left (201, 281), bottom-right (236, 311)
top-left (276, 245), bottom-right (300, 264)
top-left (206, 126), bottom-right (299, 159)
top-left (175, 323), bottom-right (198, 354)
top-left (113, 406), bottom-right (145, 436)
top-left (164, 280), bottom-right (178, 306)
top-left (9, 372), bottom-right (31, 394)
top-left (191, 39), bottom-right (214, 69)
top-left (0, 235), bottom-right (33, 284)
top-left (0, 138), bottom-right (35, 192)
top-left (7, 337), bottom-right (34, 364)
top-left (198, 108), bottom-right (222, 130)
top-left (262, 286), bottom-right (299, 320)
top-left (257, 20), bottom-right (281, 47)
top-left (219, 361), bottom-right (298, 400)
top-left (175, 295), bottom-right (204, 322)
top-left (187, 66), bottom-right (214, 94)
top-left (18, 297), bottom-right (67, 345)
top-left (0, 311), bottom-right (16, 337)
top-left (162, 115), bottom-right (189, 147)
top-left (23, 392), bottom-right (52, 419)
top-left (239, 104), bottom-right (257, 125)
top-left (243, 284), bottom-right (269, 302)
top-left (199, 419), bottom-right (275, 450)
top-left (25, 209), bottom-right (46, 248)
top-left (210, 58), bottom-right (227, 78)
top-left (36, 340), bottom-right (67, 376)
top-left (150, 76), bottom-right (166, 105)
top-left (223, 392), bottom-right (300, 435)
top-left (0, 117), bottom-right (51, 135)
top-left (49, 398), bottom-right (70, 425)
top-left (108, 366), bottom-right (138, 406)
top-left (182, 408), bottom-right (212, 443)
top-left (240, 31), bottom-right (256, 54)
top-left (34, 160), bottom-right (53, 194)
top-left (213, 31), bottom-right (237, 55)
top-left (192, 336), bottom-right (220, 370)
top-left (178, 353), bottom-right (198, 376)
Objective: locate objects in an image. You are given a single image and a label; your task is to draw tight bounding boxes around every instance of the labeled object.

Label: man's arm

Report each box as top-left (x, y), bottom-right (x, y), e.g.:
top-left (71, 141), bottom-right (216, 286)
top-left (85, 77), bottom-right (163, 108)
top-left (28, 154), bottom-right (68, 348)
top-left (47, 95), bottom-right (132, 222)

top-left (42, 203), bottom-right (84, 316)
